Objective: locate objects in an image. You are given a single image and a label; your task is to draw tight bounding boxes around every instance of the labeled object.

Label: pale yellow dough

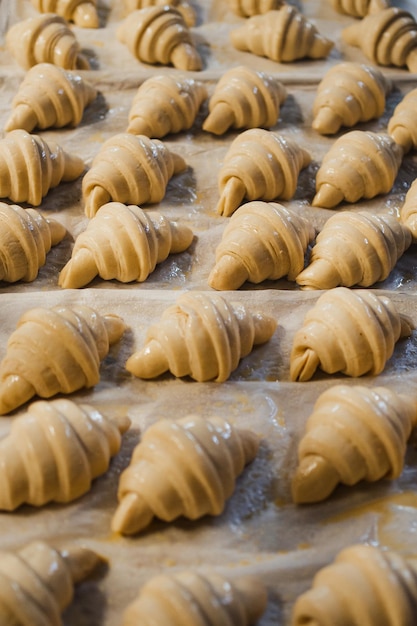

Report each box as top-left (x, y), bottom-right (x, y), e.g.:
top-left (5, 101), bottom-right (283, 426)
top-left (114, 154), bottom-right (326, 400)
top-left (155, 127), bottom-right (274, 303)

top-left (123, 0), bottom-right (196, 27)
top-left (112, 415), bottom-right (259, 535)
top-left (400, 178), bottom-right (417, 241)
top-left (388, 87), bottom-right (417, 154)
top-left (125, 292), bottom-right (276, 382)
top-left (59, 202), bottom-right (194, 288)
top-left (216, 129), bottom-right (311, 217)
top-left (290, 287), bottom-right (413, 382)
top-left (202, 65), bottom-right (287, 136)
top-left (31, 0), bottom-right (99, 28)
top-left (123, 570), bottom-right (268, 625)
top-left (0, 398), bottom-right (130, 510)
top-left (0, 305), bottom-right (126, 415)
top-left (209, 201), bottom-right (315, 290)
top-left (330, 0), bottom-right (388, 17)
top-left (292, 385), bottom-right (417, 504)
top-left (227, 0), bottom-right (286, 17)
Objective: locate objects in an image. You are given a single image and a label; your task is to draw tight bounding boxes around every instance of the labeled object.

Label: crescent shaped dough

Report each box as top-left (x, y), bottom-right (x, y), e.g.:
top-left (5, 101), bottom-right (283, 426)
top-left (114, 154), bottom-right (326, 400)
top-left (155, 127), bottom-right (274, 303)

top-left (123, 0), bottom-right (196, 27)
top-left (292, 385), bottom-right (417, 503)
top-left (330, 0), bottom-right (388, 17)
top-left (203, 65), bottom-right (287, 136)
top-left (388, 87), bottom-right (417, 154)
top-left (296, 211), bottom-right (412, 290)
top-left (228, 0), bottom-right (286, 17)
top-left (123, 570), bottom-right (267, 625)
top-left (125, 292), bottom-right (276, 382)
top-left (111, 414), bottom-right (259, 534)
top-left (31, 0), bottom-right (99, 28)
top-left (0, 305), bottom-right (126, 415)
top-left (400, 178), bottom-right (417, 241)
top-left (290, 287), bottom-right (413, 382)
top-left (0, 398), bottom-right (130, 510)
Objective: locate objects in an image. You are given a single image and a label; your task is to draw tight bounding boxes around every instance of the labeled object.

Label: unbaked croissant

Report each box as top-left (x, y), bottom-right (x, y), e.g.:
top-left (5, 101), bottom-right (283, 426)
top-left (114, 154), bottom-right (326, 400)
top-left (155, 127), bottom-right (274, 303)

top-left (5, 63), bottom-right (97, 133)
top-left (111, 414), bottom-right (259, 534)
top-left (0, 129), bottom-right (85, 206)
top-left (0, 305), bottom-right (126, 415)
top-left (117, 6), bottom-right (202, 71)
top-left (125, 292), bottom-right (276, 382)
top-left (127, 75), bottom-right (207, 138)
top-left (0, 540), bottom-right (104, 625)
top-left (0, 203), bottom-right (66, 283)
top-left (296, 211), bottom-right (412, 290)
top-left (59, 202), bottom-right (194, 288)
top-left (216, 129), bottom-right (311, 217)
top-left (82, 133), bottom-right (187, 218)
top-left (400, 178), bottom-right (417, 241)
top-left (6, 13), bottom-right (90, 70)
top-left (202, 65), bottom-right (287, 136)
top-left (388, 87), bottom-right (417, 154)
top-left (290, 287), bottom-right (412, 382)
top-left (31, 0), bottom-right (99, 28)
top-left (342, 7), bottom-right (417, 73)
top-left (0, 398), bottom-right (130, 510)
top-left (123, 570), bottom-right (268, 625)
top-left (312, 130), bottom-right (403, 209)
top-left (330, 0), bottom-right (389, 17)
top-left (228, 0), bottom-right (286, 17)
top-left (209, 201), bottom-right (315, 290)
top-left (230, 6), bottom-right (334, 62)
top-left (312, 62), bottom-right (391, 135)
top-left (292, 385), bottom-right (417, 503)
top-left (292, 544), bottom-right (417, 626)
top-left (123, 0), bottom-right (196, 27)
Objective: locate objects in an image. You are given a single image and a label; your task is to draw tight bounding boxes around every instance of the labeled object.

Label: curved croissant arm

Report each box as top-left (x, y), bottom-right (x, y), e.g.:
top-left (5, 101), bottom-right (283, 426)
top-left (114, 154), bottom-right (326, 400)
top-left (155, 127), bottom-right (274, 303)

top-left (400, 178), bottom-right (417, 241)
top-left (125, 292), bottom-right (276, 382)
top-left (112, 414), bottom-right (259, 535)
top-left (31, 0), bottom-right (99, 28)
top-left (227, 0), bottom-right (285, 17)
top-left (388, 87), bottom-right (417, 154)
top-left (330, 0), bottom-right (389, 17)
top-left (292, 384), bottom-right (417, 503)
top-left (123, 0), bottom-right (196, 27)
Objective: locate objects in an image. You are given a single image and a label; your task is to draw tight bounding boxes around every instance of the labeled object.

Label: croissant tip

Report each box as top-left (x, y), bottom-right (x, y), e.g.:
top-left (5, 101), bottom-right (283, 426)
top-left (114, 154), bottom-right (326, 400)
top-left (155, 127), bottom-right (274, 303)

top-left (208, 255), bottom-right (249, 291)
top-left (0, 376), bottom-right (36, 415)
top-left (73, 4), bottom-right (100, 29)
top-left (111, 492), bottom-right (153, 535)
top-left (126, 341), bottom-right (168, 379)
top-left (290, 349), bottom-right (320, 382)
top-left (60, 545), bottom-right (107, 583)
top-left (292, 455), bottom-right (339, 503)
top-left (312, 184), bottom-right (345, 209)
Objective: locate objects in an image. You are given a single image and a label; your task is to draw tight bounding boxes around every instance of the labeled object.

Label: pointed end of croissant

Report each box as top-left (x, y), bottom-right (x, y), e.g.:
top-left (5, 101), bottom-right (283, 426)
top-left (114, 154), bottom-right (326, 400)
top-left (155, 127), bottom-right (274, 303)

top-left (312, 107), bottom-right (343, 135)
top-left (177, 2), bottom-right (196, 27)
top-left (406, 49), bottom-right (417, 74)
top-left (252, 313), bottom-right (277, 345)
top-left (239, 428), bottom-right (261, 464)
top-left (60, 545), bottom-right (107, 584)
top-left (103, 314), bottom-right (127, 345)
top-left (400, 314), bottom-right (414, 338)
top-left (0, 375), bottom-right (36, 415)
top-left (114, 414), bottom-right (132, 435)
top-left (309, 34), bottom-right (334, 59)
top-left (229, 26), bottom-right (248, 52)
top-left (312, 183), bottom-right (345, 209)
top-left (73, 3), bottom-right (100, 28)
top-left (84, 187), bottom-right (111, 218)
top-left (292, 455), bottom-right (340, 504)
top-left (111, 492), bottom-right (154, 535)
top-left (341, 21), bottom-right (360, 46)
top-left (208, 254), bottom-right (249, 291)
top-left (202, 103), bottom-right (235, 135)
top-left (171, 43), bottom-right (202, 72)
top-left (169, 221), bottom-right (194, 254)
top-left (47, 217), bottom-right (67, 246)
top-left (61, 152), bottom-right (85, 182)
top-left (290, 348), bottom-right (320, 382)
top-left (126, 340), bottom-right (169, 379)
top-left (389, 127), bottom-right (413, 154)
top-left (234, 576), bottom-right (268, 623)
top-left (217, 177), bottom-right (246, 217)
top-left (4, 104), bottom-right (38, 133)
top-left (127, 117), bottom-right (154, 137)
top-left (296, 259), bottom-right (341, 290)
top-left (58, 248), bottom-right (98, 289)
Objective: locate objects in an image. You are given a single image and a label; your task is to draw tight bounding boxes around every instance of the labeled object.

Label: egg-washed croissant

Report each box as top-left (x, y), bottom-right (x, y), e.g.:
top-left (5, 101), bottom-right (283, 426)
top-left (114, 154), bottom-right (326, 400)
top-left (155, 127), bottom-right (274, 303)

top-left (0, 129), bottom-right (85, 206)
top-left (0, 398), bottom-right (130, 510)
top-left (209, 201), bottom-right (315, 290)
top-left (330, 0), bottom-right (389, 17)
top-left (230, 6), bottom-right (334, 63)
top-left (6, 13), bottom-right (90, 70)
top-left (111, 414), bottom-right (259, 534)
top-left (290, 287), bottom-right (413, 382)
top-left (388, 87), bottom-right (417, 154)
top-left (217, 129), bottom-right (311, 217)
top-left (0, 305), bottom-right (126, 415)
top-left (0, 540), bottom-right (104, 625)
top-left (296, 211), bottom-right (412, 290)
top-left (400, 178), bottom-right (417, 241)
top-left (117, 6), bottom-right (202, 71)
top-left (127, 75), bottom-right (207, 138)
top-left (228, 0), bottom-right (286, 17)
top-left (59, 202), bottom-right (194, 288)
top-left (0, 203), bottom-right (66, 284)
top-left (5, 63), bottom-right (97, 134)
top-left (292, 385), bottom-right (417, 504)
top-left (292, 544), bottom-right (417, 626)
top-left (312, 130), bottom-right (403, 209)
top-left (31, 0), bottom-right (99, 28)
top-left (82, 133), bottom-right (187, 218)
top-left (123, 0), bottom-right (196, 27)
top-left (342, 7), bottom-right (417, 73)
top-left (123, 570), bottom-right (268, 625)
top-left (126, 292), bottom-right (276, 382)
top-left (202, 65), bottom-right (287, 136)
top-left (312, 62), bottom-right (391, 135)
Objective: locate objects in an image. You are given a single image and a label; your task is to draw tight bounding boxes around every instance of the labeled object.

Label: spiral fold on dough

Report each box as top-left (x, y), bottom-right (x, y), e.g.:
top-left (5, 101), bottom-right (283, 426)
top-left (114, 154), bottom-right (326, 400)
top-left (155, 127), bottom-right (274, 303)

top-left (388, 87), bottom-right (417, 154)
top-left (330, 0), bottom-right (388, 17)
top-left (123, 0), bottom-right (196, 26)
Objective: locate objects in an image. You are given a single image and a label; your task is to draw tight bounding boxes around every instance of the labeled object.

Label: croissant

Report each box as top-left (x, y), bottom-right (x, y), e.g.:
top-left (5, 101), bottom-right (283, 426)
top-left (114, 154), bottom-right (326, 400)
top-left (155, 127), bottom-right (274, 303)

top-left (230, 6), bottom-right (334, 63)
top-left (31, 0), bottom-right (99, 28)
top-left (0, 203), bottom-right (66, 284)
top-left (127, 75), bottom-right (207, 138)
top-left (216, 129), bottom-right (311, 217)
top-left (292, 544), bottom-right (417, 626)
top-left (202, 65), bottom-right (287, 136)
top-left (0, 398), bottom-right (130, 510)
top-left (59, 202), bottom-right (194, 288)
top-left (0, 540), bottom-right (104, 625)
top-left (125, 292), bottom-right (276, 382)
top-left (111, 414), bottom-right (259, 534)
top-left (342, 7), bottom-right (417, 73)
top-left (6, 13), bottom-right (90, 70)
top-left (0, 305), bottom-right (126, 415)
top-left (117, 6), bottom-right (202, 71)
top-left (0, 129), bottom-right (85, 206)
top-left (312, 130), bottom-right (403, 209)
top-left (290, 287), bottom-right (412, 382)
top-left (228, 0), bottom-right (286, 17)
top-left (123, 0), bottom-right (196, 26)
top-left (123, 570), bottom-right (267, 625)
top-left (292, 385), bottom-right (417, 504)
top-left (312, 62), bottom-right (391, 135)
top-left (82, 133), bottom-right (187, 218)
top-left (209, 201), bottom-right (315, 290)
top-left (296, 211), bottom-right (412, 290)
top-left (400, 178), bottom-right (417, 240)
top-left (388, 87), bottom-right (417, 153)
top-left (330, 0), bottom-right (389, 17)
